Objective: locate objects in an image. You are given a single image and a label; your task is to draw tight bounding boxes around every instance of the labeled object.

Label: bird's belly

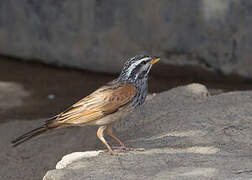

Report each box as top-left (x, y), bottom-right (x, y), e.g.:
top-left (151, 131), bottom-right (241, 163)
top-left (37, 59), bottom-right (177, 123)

top-left (93, 107), bottom-right (132, 126)
top-left (92, 112), bottom-right (129, 126)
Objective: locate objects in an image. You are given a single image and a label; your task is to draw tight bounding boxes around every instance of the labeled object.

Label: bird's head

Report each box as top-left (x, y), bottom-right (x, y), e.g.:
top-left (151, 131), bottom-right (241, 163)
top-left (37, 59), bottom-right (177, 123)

top-left (119, 55), bottom-right (160, 83)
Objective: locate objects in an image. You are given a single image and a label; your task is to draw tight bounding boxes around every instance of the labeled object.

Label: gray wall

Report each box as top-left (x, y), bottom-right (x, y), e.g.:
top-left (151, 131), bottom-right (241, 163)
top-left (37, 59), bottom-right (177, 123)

top-left (0, 0), bottom-right (252, 77)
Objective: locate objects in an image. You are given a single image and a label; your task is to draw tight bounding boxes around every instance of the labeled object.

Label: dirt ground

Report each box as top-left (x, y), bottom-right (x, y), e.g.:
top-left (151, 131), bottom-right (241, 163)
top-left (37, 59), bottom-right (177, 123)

top-left (1, 56), bottom-right (252, 179)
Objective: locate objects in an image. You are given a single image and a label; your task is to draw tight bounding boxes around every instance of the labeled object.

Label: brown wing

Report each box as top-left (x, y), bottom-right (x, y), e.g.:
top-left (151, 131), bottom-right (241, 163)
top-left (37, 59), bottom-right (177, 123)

top-left (51, 83), bottom-right (136, 125)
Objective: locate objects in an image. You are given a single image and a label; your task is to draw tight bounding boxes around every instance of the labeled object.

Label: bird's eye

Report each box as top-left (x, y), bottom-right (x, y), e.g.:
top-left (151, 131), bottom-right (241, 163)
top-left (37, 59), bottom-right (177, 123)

top-left (141, 61), bottom-right (147, 65)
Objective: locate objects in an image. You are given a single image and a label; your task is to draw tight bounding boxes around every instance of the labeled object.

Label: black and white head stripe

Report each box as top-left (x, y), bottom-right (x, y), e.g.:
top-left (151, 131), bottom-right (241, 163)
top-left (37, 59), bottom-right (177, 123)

top-left (124, 56), bottom-right (151, 76)
top-left (119, 55), bottom-right (155, 82)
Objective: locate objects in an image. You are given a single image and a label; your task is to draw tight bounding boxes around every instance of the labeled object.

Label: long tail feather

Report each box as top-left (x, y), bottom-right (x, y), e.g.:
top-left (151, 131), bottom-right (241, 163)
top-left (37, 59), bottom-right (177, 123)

top-left (11, 115), bottom-right (60, 147)
top-left (11, 125), bottom-right (48, 147)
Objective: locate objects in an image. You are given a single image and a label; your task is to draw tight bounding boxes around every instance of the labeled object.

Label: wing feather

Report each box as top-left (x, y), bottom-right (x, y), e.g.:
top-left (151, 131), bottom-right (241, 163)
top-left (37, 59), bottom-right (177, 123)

top-left (51, 83), bottom-right (136, 125)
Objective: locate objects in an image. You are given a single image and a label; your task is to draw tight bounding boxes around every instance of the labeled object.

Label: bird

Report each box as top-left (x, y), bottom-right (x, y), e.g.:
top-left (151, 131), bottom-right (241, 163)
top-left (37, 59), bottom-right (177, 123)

top-left (12, 55), bottom-right (160, 154)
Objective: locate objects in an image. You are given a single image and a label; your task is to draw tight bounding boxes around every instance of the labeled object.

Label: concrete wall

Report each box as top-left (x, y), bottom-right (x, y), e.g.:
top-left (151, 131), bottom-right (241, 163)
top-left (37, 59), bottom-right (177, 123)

top-left (0, 0), bottom-right (252, 77)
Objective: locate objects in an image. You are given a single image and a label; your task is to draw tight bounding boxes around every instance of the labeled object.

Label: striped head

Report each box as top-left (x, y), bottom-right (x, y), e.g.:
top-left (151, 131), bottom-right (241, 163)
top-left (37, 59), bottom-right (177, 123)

top-left (119, 55), bottom-right (160, 83)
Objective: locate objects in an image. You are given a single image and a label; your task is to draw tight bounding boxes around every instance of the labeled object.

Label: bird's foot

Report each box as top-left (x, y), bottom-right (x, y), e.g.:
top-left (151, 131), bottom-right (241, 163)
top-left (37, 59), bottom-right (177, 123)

top-left (112, 146), bottom-right (130, 151)
top-left (99, 150), bottom-right (117, 155)
top-left (112, 146), bottom-right (145, 152)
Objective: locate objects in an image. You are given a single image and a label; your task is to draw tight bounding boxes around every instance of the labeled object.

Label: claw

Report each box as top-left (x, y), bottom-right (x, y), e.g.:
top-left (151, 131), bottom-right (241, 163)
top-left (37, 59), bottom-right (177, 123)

top-left (112, 146), bottom-right (145, 152)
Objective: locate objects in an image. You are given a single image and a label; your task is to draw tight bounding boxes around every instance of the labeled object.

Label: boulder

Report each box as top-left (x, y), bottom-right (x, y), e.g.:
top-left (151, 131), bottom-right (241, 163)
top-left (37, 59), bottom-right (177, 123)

top-left (43, 83), bottom-right (252, 180)
top-left (0, 81), bottom-right (29, 110)
top-left (1, 1), bottom-right (252, 77)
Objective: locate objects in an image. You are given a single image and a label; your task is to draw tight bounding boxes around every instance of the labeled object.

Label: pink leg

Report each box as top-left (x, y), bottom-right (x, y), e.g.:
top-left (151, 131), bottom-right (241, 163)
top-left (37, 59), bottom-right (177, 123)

top-left (105, 125), bottom-right (128, 149)
top-left (97, 126), bottom-right (116, 154)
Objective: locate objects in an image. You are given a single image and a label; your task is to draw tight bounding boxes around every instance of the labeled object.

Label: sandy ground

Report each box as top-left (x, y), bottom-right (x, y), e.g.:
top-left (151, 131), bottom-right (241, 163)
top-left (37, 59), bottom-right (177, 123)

top-left (1, 56), bottom-right (252, 179)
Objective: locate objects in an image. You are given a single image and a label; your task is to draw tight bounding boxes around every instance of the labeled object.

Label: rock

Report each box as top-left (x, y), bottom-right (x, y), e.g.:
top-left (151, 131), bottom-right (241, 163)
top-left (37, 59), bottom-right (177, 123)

top-left (1, 1), bottom-right (252, 78)
top-left (43, 84), bottom-right (252, 180)
top-left (55, 151), bottom-right (102, 169)
top-left (182, 83), bottom-right (210, 97)
top-left (0, 119), bottom-right (99, 180)
top-left (0, 81), bottom-right (29, 110)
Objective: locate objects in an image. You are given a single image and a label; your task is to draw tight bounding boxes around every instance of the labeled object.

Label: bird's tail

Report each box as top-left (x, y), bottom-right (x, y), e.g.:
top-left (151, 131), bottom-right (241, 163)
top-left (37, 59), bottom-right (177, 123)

top-left (11, 115), bottom-right (60, 147)
top-left (11, 125), bottom-right (50, 147)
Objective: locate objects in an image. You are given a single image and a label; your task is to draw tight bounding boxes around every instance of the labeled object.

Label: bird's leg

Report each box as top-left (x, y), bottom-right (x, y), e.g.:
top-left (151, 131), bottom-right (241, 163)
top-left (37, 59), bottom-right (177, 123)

top-left (105, 125), bottom-right (128, 150)
top-left (97, 126), bottom-right (115, 154)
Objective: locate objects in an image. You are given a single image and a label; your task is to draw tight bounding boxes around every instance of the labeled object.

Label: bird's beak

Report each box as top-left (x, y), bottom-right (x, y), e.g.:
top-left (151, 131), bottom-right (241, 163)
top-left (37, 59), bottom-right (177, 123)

top-left (150, 58), bottom-right (160, 65)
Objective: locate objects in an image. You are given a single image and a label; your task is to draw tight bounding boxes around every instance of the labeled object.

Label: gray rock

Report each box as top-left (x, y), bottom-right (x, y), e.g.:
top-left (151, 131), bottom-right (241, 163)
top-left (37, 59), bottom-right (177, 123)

top-left (43, 84), bottom-right (252, 180)
top-left (0, 81), bottom-right (29, 110)
top-left (0, 119), bottom-right (100, 180)
top-left (1, 1), bottom-right (252, 77)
